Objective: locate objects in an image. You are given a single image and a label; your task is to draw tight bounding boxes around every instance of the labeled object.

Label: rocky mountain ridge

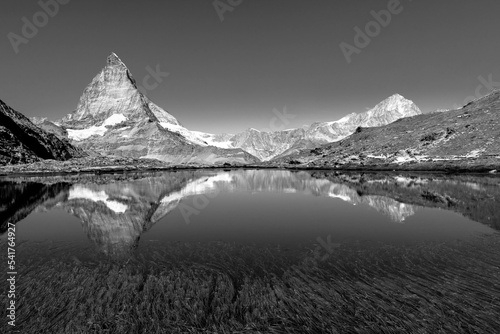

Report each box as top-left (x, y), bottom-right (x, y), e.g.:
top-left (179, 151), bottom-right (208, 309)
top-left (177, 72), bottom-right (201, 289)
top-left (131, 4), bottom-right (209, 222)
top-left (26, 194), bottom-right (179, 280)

top-left (0, 100), bottom-right (84, 165)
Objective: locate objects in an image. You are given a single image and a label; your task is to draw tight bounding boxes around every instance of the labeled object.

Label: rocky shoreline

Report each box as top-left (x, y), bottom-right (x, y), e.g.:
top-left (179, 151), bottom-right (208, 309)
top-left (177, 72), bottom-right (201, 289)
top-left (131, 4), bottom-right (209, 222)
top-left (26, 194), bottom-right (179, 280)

top-left (0, 157), bottom-right (172, 177)
top-left (0, 157), bottom-right (498, 177)
top-left (273, 158), bottom-right (499, 174)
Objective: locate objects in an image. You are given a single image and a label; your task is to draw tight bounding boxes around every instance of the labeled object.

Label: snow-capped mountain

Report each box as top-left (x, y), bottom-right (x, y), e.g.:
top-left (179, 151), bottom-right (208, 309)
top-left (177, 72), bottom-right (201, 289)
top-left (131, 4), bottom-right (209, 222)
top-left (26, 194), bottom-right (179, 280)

top-left (187, 94), bottom-right (422, 161)
top-left (57, 53), bottom-right (258, 165)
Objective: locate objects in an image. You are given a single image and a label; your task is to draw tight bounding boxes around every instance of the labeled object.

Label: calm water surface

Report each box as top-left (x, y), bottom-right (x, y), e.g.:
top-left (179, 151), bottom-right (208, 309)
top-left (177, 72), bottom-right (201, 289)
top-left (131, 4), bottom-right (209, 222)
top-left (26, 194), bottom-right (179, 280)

top-left (2, 170), bottom-right (497, 253)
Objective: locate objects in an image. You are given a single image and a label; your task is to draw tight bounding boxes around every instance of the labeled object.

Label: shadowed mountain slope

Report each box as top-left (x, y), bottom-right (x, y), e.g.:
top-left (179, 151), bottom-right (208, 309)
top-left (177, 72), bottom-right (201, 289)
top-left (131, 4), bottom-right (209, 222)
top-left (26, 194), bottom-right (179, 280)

top-left (0, 100), bottom-right (84, 165)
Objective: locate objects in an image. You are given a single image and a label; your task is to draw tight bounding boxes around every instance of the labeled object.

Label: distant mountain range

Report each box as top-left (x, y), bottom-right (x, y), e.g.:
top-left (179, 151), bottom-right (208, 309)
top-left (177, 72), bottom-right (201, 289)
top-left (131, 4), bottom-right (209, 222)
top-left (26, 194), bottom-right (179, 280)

top-left (0, 53), bottom-right (498, 170)
top-left (177, 93), bottom-right (419, 161)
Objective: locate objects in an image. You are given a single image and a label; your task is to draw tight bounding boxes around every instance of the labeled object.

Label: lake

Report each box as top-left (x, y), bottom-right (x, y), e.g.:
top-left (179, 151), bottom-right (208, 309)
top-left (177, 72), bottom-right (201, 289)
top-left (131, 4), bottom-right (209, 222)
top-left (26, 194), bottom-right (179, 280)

top-left (1, 169), bottom-right (499, 333)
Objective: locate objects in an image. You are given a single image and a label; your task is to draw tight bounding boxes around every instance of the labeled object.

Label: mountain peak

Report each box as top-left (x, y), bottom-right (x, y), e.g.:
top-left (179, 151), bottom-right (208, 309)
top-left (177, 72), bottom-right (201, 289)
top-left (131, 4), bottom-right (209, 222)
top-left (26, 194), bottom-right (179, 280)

top-left (61, 53), bottom-right (159, 126)
top-left (374, 94), bottom-right (420, 115)
top-left (382, 93), bottom-right (409, 103)
top-left (389, 93), bottom-right (404, 100)
top-left (107, 52), bottom-right (125, 66)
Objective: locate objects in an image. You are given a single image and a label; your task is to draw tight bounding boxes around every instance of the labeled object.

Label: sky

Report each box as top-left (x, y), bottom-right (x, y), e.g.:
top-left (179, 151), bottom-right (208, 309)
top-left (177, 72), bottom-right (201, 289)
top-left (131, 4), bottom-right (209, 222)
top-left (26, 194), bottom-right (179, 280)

top-left (0, 0), bottom-right (499, 134)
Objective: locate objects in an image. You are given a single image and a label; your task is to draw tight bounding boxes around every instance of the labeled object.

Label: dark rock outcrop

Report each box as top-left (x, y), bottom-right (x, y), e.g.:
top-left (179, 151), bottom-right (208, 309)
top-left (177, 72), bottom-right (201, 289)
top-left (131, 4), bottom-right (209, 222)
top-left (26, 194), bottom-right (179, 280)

top-left (0, 100), bottom-right (84, 165)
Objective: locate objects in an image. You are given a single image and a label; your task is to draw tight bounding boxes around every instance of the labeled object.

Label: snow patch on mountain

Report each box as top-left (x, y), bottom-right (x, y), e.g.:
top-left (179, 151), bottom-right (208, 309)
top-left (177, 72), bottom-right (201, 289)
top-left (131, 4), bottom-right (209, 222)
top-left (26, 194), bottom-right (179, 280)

top-left (196, 133), bottom-right (234, 149)
top-left (103, 114), bottom-right (127, 126)
top-left (67, 114), bottom-right (128, 141)
top-left (67, 126), bottom-right (108, 141)
top-left (159, 122), bottom-right (209, 146)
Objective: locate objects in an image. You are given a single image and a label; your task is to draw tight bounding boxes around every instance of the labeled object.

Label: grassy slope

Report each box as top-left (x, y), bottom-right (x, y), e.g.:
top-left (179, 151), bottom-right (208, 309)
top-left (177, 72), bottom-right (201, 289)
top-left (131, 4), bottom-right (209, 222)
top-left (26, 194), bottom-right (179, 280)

top-left (272, 90), bottom-right (500, 170)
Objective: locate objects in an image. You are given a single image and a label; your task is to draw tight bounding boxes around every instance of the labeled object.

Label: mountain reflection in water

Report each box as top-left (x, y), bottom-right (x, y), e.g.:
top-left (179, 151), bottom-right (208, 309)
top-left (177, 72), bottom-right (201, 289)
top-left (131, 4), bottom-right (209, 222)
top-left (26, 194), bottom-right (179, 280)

top-left (0, 170), bottom-right (498, 257)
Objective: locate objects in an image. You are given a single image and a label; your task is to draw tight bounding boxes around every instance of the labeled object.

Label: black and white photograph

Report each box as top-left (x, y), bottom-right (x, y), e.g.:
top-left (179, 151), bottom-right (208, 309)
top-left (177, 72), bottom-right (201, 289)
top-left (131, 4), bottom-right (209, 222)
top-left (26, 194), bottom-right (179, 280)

top-left (1, 0), bottom-right (499, 333)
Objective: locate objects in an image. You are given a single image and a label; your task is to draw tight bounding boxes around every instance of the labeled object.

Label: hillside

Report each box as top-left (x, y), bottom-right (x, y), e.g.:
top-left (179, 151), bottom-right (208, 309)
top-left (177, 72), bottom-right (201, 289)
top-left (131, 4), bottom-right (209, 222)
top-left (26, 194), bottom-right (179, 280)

top-left (271, 90), bottom-right (500, 171)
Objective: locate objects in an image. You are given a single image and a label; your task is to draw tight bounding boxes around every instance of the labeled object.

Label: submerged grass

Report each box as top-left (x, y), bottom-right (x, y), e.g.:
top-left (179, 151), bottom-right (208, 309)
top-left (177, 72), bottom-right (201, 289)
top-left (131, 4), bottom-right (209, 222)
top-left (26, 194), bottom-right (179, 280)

top-left (1, 234), bottom-right (500, 333)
